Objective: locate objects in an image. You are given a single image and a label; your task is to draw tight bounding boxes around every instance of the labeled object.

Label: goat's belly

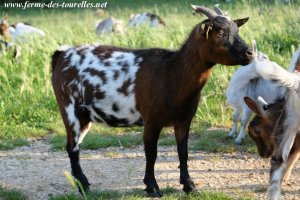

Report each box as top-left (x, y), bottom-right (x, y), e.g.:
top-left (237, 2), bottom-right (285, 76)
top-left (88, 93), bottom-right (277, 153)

top-left (86, 95), bottom-right (143, 127)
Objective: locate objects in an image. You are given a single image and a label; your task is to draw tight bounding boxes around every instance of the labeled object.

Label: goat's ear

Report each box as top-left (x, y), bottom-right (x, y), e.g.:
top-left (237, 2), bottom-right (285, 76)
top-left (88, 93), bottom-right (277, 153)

top-left (294, 53), bottom-right (300, 72)
top-left (197, 20), bottom-right (213, 38)
top-left (234, 17), bottom-right (249, 27)
top-left (244, 97), bottom-right (264, 117)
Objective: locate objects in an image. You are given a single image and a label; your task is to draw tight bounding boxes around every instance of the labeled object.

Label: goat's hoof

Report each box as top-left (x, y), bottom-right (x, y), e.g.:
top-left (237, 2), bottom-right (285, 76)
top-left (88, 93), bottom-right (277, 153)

top-left (234, 140), bottom-right (242, 145)
top-left (75, 174), bottom-right (90, 194)
top-left (182, 178), bottom-right (196, 194)
top-left (228, 135), bottom-right (235, 139)
top-left (144, 187), bottom-right (163, 197)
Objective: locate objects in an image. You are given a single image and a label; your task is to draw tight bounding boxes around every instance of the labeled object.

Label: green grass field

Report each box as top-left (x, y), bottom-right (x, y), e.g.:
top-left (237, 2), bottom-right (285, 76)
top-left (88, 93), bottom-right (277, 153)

top-left (0, 0), bottom-right (299, 199)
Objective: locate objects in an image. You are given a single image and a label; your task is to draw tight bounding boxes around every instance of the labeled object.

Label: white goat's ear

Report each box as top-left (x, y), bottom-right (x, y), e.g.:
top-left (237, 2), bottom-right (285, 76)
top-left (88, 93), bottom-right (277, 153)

top-left (244, 97), bottom-right (265, 117)
top-left (233, 17), bottom-right (249, 27)
top-left (257, 96), bottom-right (270, 110)
top-left (252, 40), bottom-right (257, 58)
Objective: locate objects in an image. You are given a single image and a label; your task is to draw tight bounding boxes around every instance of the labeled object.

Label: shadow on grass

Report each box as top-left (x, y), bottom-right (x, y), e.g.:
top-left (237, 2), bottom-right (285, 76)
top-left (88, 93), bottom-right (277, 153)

top-left (49, 187), bottom-right (250, 200)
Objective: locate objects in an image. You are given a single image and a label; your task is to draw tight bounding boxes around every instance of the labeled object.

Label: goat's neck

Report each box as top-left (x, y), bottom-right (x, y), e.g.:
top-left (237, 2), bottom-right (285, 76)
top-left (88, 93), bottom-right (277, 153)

top-left (171, 32), bottom-right (214, 102)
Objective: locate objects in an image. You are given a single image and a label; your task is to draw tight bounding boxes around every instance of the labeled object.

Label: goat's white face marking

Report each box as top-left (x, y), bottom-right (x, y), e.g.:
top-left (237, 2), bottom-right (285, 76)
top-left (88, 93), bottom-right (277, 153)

top-left (62, 45), bottom-right (143, 127)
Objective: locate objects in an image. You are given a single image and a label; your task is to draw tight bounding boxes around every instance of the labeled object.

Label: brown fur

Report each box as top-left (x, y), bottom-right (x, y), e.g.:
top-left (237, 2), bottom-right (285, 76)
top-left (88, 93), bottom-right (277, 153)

top-left (0, 19), bottom-right (10, 41)
top-left (245, 97), bottom-right (300, 182)
top-left (52, 8), bottom-right (252, 196)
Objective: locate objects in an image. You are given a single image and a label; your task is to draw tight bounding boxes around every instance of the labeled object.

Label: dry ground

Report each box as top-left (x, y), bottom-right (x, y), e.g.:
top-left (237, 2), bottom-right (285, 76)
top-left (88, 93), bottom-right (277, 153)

top-left (0, 139), bottom-right (300, 200)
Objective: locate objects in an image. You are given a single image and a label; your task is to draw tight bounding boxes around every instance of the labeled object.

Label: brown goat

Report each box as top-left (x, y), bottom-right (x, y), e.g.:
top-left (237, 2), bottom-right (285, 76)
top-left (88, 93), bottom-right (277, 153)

top-left (244, 97), bottom-right (300, 183)
top-left (51, 5), bottom-right (253, 197)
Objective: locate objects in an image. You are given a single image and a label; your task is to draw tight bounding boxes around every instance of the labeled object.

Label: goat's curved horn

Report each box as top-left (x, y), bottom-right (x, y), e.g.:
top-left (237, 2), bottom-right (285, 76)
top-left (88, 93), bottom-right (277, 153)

top-left (257, 96), bottom-right (270, 110)
top-left (191, 5), bottom-right (218, 19)
top-left (214, 4), bottom-right (224, 15)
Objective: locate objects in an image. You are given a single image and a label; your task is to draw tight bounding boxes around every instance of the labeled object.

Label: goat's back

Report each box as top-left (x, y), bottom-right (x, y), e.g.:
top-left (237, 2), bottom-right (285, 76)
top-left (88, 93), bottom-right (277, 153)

top-left (227, 64), bottom-right (284, 108)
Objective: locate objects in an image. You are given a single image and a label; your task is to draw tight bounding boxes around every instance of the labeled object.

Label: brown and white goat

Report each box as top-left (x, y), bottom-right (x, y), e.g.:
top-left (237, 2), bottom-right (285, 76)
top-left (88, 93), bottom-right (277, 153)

top-left (244, 48), bottom-right (300, 200)
top-left (245, 96), bottom-right (300, 184)
top-left (51, 5), bottom-right (253, 197)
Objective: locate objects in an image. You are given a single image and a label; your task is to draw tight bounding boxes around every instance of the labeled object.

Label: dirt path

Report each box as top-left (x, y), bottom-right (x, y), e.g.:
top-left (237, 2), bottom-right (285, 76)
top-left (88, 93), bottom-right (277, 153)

top-left (0, 139), bottom-right (300, 200)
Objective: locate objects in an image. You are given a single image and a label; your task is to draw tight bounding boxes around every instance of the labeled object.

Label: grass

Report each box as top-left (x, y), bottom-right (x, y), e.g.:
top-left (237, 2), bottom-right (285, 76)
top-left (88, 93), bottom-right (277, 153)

top-left (49, 127), bottom-right (257, 154)
top-left (0, 138), bottom-right (28, 150)
top-left (49, 188), bottom-right (252, 200)
top-left (191, 129), bottom-right (257, 154)
top-left (0, 0), bottom-right (299, 149)
top-left (0, 186), bottom-right (27, 200)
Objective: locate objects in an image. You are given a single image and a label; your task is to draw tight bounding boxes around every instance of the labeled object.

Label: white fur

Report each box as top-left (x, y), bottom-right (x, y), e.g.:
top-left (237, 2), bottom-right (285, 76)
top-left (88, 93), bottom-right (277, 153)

top-left (95, 17), bottom-right (124, 34)
top-left (64, 49), bottom-right (143, 126)
top-left (256, 59), bottom-right (300, 91)
top-left (253, 48), bottom-right (300, 199)
top-left (65, 98), bottom-right (81, 152)
top-left (128, 12), bottom-right (164, 27)
top-left (10, 23), bottom-right (45, 42)
top-left (226, 52), bottom-right (284, 144)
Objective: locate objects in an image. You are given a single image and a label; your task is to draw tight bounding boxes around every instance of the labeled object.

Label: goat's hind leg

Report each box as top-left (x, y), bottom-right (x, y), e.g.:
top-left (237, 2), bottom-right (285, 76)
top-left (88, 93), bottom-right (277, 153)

top-left (143, 123), bottom-right (163, 197)
top-left (228, 108), bottom-right (240, 138)
top-left (283, 135), bottom-right (300, 182)
top-left (235, 108), bottom-right (251, 145)
top-left (175, 120), bottom-right (195, 194)
top-left (268, 128), bottom-right (297, 200)
top-left (61, 101), bottom-right (92, 193)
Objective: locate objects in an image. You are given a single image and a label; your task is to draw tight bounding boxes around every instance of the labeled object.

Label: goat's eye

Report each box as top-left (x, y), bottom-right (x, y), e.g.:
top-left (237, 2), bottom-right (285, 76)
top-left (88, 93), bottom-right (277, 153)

top-left (254, 127), bottom-right (260, 134)
top-left (217, 30), bottom-right (224, 38)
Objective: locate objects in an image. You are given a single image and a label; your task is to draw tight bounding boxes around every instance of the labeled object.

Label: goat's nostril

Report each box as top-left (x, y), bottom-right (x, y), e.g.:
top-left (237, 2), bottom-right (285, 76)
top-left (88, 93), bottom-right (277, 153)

top-left (246, 49), bottom-right (253, 56)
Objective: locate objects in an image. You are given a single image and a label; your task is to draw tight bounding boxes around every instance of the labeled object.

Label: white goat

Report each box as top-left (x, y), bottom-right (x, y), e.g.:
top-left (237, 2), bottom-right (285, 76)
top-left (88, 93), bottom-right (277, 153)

top-left (226, 42), bottom-right (284, 144)
top-left (9, 22), bottom-right (45, 42)
top-left (95, 16), bottom-right (124, 34)
top-left (128, 12), bottom-right (166, 27)
top-left (254, 47), bottom-right (300, 200)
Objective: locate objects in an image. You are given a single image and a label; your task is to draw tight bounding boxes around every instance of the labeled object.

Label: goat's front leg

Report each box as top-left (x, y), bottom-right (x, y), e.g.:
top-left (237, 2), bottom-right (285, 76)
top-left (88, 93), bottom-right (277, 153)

top-left (174, 120), bottom-right (195, 194)
top-left (143, 123), bottom-right (163, 197)
top-left (268, 128), bottom-right (297, 200)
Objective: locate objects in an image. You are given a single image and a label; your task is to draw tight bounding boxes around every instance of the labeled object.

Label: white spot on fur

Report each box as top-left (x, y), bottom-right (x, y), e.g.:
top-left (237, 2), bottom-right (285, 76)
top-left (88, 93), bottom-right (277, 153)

top-left (58, 45), bottom-right (71, 51)
top-left (65, 98), bottom-right (81, 152)
top-left (78, 122), bottom-right (92, 144)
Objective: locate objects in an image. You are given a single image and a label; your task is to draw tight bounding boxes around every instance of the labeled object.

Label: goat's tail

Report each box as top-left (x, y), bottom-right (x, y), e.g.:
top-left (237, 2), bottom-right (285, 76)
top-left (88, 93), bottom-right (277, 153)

top-left (256, 60), bottom-right (300, 91)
